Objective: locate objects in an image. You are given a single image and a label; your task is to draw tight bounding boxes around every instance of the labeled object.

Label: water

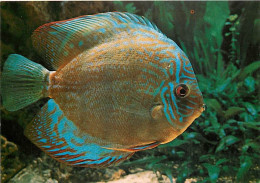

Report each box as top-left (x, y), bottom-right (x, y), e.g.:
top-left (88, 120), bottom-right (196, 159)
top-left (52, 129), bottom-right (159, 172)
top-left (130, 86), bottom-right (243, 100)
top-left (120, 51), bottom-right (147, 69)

top-left (1, 1), bottom-right (259, 182)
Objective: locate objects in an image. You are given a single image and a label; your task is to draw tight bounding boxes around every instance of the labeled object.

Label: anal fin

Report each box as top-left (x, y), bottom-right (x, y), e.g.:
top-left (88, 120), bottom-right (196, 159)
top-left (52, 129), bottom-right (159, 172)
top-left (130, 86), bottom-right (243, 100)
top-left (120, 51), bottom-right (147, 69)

top-left (104, 141), bottom-right (160, 152)
top-left (25, 99), bottom-right (134, 167)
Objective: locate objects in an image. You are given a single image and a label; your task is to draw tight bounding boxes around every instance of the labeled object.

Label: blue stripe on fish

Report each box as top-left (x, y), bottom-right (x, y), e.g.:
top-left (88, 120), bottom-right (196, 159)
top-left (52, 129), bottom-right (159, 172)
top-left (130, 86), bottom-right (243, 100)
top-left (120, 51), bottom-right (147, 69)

top-left (180, 73), bottom-right (196, 80)
top-left (38, 138), bottom-right (47, 143)
top-left (159, 58), bottom-right (172, 63)
top-left (175, 59), bottom-right (181, 83)
top-left (78, 40), bottom-right (83, 47)
top-left (179, 103), bottom-right (194, 110)
top-left (168, 82), bottom-right (183, 123)
top-left (166, 94), bottom-right (176, 120)
top-left (42, 145), bottom-right (51, 148)
top-left (161, 86), bottom-right (174, 126)
top-left (169, 62), bottom-right (174, 75)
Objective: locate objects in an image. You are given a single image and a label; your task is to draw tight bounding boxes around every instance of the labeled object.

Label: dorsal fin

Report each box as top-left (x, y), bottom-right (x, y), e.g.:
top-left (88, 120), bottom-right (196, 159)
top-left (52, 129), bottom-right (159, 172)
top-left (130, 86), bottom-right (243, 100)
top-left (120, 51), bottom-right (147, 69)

top-left (32, 12), bottom-right (162, 70)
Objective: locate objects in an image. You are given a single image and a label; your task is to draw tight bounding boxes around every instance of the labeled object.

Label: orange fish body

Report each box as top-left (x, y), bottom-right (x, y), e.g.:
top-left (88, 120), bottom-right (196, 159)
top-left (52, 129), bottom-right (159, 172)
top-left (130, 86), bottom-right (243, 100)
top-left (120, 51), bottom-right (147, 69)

top-left (1, 12), bottom-right (204, 167)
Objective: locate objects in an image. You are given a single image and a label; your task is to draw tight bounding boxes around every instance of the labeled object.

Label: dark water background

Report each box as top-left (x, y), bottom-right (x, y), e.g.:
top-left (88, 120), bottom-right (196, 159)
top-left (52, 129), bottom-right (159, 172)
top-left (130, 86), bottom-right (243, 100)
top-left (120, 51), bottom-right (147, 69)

top-left (1, 1), bottom-right (259, 182)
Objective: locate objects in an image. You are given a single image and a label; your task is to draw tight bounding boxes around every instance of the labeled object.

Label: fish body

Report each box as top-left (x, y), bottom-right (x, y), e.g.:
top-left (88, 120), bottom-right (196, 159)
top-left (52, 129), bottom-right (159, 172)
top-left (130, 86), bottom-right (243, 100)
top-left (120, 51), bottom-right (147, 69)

top-left (1, 12), bottom-right (204, 167)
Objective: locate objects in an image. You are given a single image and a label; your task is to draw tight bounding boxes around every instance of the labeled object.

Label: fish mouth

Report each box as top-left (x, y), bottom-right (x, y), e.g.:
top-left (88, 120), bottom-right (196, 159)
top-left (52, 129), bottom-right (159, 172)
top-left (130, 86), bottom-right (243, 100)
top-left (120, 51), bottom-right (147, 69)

top-left (200, 103), bottom-right (206, 113)
top-left (197, 103), bottom-right (206, 115)
top-left (193, 103), bottom-right (205, 119)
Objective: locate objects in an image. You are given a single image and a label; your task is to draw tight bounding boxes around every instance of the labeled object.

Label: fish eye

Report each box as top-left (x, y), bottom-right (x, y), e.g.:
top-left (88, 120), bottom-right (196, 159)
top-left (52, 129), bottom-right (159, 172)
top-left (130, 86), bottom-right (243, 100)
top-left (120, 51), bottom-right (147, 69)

top-left (175, 84), bottom-right (189, 98)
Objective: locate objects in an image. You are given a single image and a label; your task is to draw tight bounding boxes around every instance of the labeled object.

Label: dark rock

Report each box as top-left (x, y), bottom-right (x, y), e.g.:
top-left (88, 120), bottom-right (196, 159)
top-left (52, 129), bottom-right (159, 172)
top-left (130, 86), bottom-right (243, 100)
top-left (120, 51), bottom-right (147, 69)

top-left (1, 135), bottom-right (24, 183)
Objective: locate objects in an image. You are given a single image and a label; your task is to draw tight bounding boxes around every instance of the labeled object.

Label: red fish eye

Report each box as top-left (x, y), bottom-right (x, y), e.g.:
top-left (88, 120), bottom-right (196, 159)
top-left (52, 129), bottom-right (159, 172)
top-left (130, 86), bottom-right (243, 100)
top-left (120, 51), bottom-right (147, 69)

top-left (175, 84), bottom-right (189, 98)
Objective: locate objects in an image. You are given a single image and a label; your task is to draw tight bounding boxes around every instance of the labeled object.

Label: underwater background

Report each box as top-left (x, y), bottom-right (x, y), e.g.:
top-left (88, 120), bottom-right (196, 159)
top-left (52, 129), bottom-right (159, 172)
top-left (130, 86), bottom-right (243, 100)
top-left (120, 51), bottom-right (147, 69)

top-left (1, 1), bottom-right (259, 183)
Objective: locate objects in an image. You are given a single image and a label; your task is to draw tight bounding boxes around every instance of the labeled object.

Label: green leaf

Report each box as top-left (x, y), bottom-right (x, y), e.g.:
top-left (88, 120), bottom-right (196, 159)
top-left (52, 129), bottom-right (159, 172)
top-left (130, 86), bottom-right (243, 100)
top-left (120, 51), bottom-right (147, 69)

top-left (146, 156), bottom-right (168, 169)
top-left (229, 27), bottom-right (236, 32)
top-left (215, 77), bottom-right (231, 92)
top-left (159, 139), bottom-right (188, 148)
top-left (125, 3), bottom-right (137, 13)
top-left (216, 135), bottom-right (240, 152)
top-left (149, 163), bottom-right (174, 183)
top-left (244, 76), bottom-right (256, 93)
top-left (243, 102), bottom-right (257, 115)
top-left (176, 161), bottom-right (192, 183)
top-left (237, 61), bottom-right (260, 81)
top-left (199, 154), bottom-right (215, 162)
top-left (203, 1), bottom-right (230, 47)
top-left (184, 132), bottom-right (218, 145)
top-left (203, 163), bottom-right (220, 183)
top-left (113, 1), bottom-right (138, 13)
top-left (219, 128), bottom-right (226, 138)
top-left (224, 107), bottom-right (245, 119)
top-left (206, 99), bottom-right (224, 117)
top-left (216, 139), bottom-right (226, 152)
top-left (240, 112), bottom-right (255, 123)
top-left (212, 118), bottom-right (221, 129)
top-left (216, 158), bottom-right (228, 165)
top-left (236, 156), bottom-right (253, 182)
top-left (202, 1), bottom-right (229, 78)
top-left (121, 156), bottom-right (160, 166)
top-left (242, 141), bottom-right (260, 153)
top-left (176, 151), bottom-right (185, 158)
top-left (225, 135), bottom-right (240, 146)
top-left (165, 169), bottom-right (174, 183)
top-left (225, 22), bottom-right (232, 25)
top-left (238, 121), bottom-right (260, 131)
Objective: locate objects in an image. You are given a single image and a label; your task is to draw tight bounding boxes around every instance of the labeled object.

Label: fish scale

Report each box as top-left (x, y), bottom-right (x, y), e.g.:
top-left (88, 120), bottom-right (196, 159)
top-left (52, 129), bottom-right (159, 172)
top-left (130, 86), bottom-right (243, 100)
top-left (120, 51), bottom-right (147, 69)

top-left (1, 12), bottom-right (204, 167)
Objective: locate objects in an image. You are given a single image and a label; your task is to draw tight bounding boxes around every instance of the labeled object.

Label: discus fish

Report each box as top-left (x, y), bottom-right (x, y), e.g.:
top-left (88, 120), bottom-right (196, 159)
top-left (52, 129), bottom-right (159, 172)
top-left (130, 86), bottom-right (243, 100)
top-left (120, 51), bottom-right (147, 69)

top-left (1, 12), bottom-right (205, 167)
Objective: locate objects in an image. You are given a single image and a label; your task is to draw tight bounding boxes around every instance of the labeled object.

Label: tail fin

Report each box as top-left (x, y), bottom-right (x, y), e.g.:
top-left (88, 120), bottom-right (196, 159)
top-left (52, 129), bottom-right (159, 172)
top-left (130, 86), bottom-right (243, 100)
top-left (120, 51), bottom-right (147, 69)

top-left (1, 54), bottom-right (50, 111)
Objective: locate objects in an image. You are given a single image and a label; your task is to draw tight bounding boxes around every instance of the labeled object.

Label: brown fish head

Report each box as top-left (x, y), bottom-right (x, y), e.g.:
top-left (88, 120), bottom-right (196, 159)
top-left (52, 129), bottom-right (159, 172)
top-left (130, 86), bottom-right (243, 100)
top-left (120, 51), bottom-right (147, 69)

top-left (151, 51), bottom-right (204, 137)
top-left (173, 80), bottom-right (205, 126)
top-left (167, 52), bottom-right (205, 130)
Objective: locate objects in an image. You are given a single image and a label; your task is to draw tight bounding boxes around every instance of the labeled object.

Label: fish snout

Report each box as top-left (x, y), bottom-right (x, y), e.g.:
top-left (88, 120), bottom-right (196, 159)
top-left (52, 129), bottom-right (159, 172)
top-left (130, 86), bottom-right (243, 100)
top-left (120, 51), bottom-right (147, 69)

top-left (200, 103), bottom-right (206, 113)
top-left (192, 103), bottom-right (205, 120)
